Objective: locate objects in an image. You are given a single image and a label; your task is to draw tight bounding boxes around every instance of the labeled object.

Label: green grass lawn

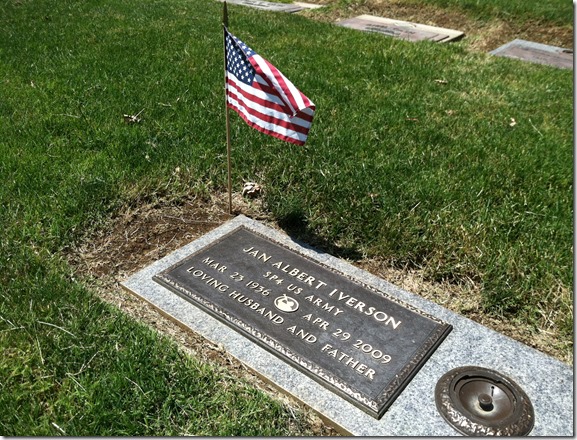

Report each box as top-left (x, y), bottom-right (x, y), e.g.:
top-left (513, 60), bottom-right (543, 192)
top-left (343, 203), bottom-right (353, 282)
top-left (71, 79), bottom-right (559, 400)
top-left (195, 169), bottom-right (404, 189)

top-left (1, 0), bottom-right (572, 435)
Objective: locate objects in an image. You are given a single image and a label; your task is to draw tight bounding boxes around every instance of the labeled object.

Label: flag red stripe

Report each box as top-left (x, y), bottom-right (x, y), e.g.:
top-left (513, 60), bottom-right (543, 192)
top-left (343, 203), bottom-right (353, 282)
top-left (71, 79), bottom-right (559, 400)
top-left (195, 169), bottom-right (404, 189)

top-left (227, 77), bottom-right (314, 125)
top-left (227, 85), bottom-right (311, 135)
top-left (250, 73), bottom-right (315, 119)
top-left (253, 57), bottom-right (301, 115)
top-left (227, 78), bottom-right (290, 119)
top-left (227, 102), bottom-right (306, 145)
top-left (247, 77), bottom-right (315, 123)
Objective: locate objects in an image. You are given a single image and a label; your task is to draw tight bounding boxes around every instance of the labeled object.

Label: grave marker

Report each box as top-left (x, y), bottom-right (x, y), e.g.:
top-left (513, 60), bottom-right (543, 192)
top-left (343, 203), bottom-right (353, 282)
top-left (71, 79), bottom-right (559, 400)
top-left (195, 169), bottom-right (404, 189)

top-left (153, 226), bottom-right (452, 419)
top-left (218, 0), bottom-right (304, 13)
top-left (293, 2), bottom-right (324, 9)
top-left (490, 39), bottom-right (573, 70)
top-left (122, 215), bottom-right (573, 435)
top-left (336, 15), bottom-right (464, 43)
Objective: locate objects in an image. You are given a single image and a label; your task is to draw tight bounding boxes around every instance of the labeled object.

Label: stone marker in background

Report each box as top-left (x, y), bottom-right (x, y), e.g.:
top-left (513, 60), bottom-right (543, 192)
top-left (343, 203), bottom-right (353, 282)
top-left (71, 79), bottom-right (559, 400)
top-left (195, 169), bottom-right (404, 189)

top-left (490, 39), bottom-right (573, 70)
top-left (218, 0), bottom-right (304, 13)
top-left (336, 15), bottom-right (464, 43)
top-left (122, 215), bottom-right (573, 436)
top-left (293, 2), bottom-right (324, 9)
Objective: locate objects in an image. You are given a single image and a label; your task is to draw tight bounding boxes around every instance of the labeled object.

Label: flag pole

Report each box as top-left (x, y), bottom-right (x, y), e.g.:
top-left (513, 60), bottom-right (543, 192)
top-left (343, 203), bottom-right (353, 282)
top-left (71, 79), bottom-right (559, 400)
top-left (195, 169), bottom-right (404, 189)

top-left (223, 1), bottom-right (233, 215)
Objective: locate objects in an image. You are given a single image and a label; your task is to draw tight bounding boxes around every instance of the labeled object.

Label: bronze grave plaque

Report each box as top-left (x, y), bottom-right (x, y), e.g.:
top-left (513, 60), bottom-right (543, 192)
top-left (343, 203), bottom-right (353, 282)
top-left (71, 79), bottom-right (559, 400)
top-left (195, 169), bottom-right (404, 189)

top-left (154, 226), bottom-right (452, 419)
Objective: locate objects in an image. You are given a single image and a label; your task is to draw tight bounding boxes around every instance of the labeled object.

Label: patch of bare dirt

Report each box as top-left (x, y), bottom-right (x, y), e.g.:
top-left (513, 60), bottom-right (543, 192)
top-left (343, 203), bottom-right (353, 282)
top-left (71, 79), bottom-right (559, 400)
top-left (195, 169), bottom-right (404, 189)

top-left (66, 193), bottom-right (340, 436)
top-left (300, 0), bottom-right (573, 51)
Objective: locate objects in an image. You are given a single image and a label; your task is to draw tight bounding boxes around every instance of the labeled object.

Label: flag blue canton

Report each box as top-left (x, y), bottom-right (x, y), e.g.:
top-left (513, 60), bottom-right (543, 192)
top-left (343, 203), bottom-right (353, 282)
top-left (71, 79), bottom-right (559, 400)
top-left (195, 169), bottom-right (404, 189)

top-left (225, 32), bottom-right (256, 85)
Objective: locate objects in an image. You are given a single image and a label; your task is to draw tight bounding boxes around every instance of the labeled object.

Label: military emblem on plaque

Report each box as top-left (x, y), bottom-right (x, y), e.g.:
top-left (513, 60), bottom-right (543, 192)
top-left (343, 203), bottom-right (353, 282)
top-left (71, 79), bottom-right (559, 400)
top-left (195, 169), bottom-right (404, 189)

top-left (274, 294), bottom-right (299, 313)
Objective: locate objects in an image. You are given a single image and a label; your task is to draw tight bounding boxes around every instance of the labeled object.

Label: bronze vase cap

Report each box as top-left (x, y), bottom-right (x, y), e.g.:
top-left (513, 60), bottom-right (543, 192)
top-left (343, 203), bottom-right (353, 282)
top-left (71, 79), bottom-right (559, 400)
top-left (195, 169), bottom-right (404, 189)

top-left (435, 366), bottom-right (534, 436)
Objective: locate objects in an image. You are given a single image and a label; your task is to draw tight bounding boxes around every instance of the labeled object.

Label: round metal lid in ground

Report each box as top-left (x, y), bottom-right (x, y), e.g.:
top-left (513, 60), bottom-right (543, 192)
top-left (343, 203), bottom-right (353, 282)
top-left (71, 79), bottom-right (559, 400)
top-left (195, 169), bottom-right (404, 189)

top-left (435, 366), bottom-right (534, 436)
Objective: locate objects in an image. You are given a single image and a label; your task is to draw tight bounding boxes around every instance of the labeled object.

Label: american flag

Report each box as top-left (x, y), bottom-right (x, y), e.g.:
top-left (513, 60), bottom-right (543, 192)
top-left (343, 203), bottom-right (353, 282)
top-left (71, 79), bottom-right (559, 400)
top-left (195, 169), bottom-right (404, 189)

top-left (224, 27), bottom-right (315, 146)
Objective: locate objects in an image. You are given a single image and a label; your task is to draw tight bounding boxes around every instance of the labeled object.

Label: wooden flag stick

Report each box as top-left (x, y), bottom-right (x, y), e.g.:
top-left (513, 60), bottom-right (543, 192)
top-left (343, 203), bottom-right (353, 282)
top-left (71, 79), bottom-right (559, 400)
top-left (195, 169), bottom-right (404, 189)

top-left (223, 2), bottom-right (233, 214)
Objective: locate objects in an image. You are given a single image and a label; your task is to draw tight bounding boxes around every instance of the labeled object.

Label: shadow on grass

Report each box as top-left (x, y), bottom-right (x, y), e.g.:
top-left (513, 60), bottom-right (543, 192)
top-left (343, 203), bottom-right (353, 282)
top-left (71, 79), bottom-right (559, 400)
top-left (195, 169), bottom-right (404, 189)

top-left (275, 206), bottom-right (364, 263)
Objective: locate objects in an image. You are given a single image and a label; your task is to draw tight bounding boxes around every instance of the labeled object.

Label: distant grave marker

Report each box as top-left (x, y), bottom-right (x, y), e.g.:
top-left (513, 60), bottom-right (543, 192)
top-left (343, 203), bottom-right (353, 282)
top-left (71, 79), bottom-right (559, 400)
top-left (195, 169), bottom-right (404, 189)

top-left (490, 39), bottom-right (573, 70)
top-left (336, 15), bottom-right (464, 43)
top-left (293, 2), bottom-right (324, 9)
top-left (219, 0), bottom-right (304, 13)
